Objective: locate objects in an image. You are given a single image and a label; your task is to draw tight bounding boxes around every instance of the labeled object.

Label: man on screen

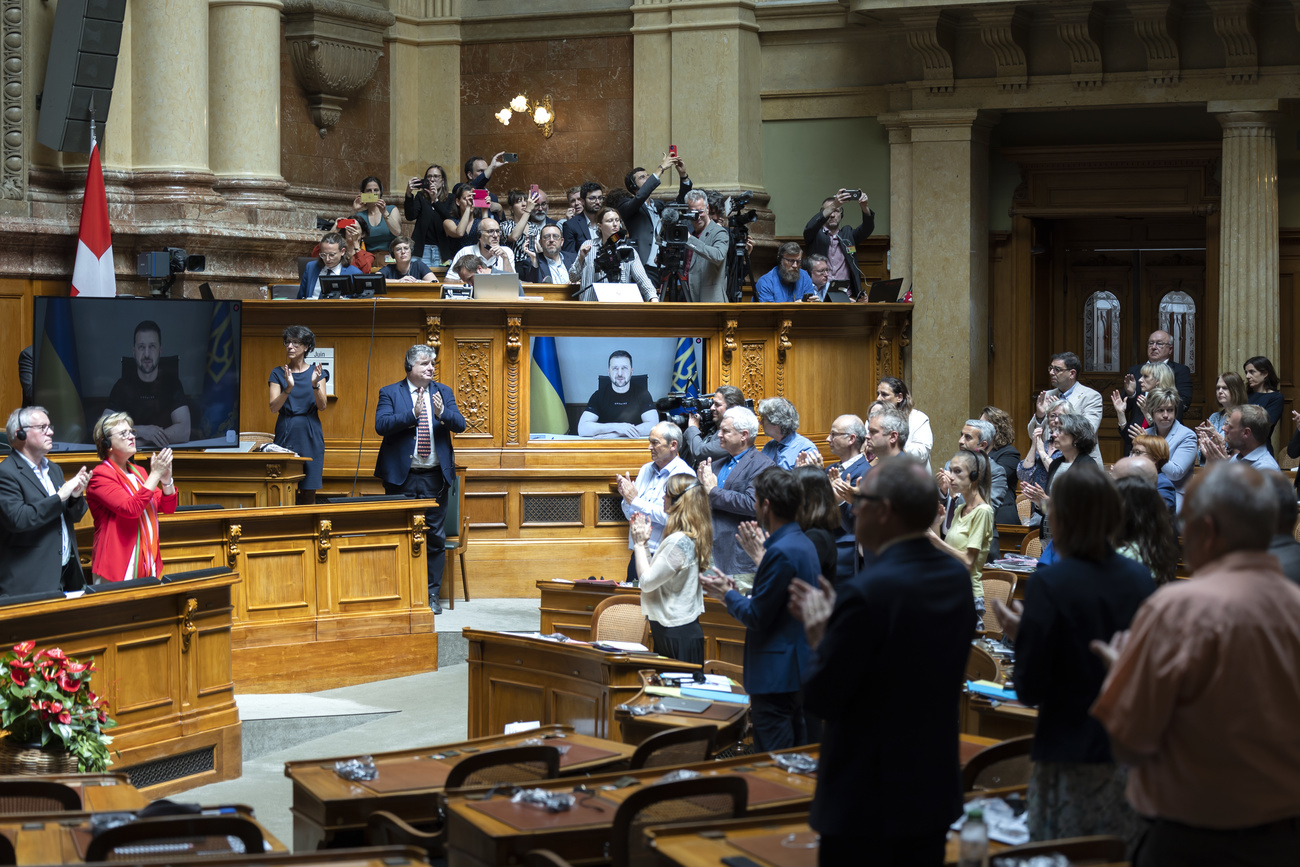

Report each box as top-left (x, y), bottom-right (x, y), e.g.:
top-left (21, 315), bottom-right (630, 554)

top-left (104, 321), bottom-right (191, 447)
top-left (577, 351), bottom-right (658, 438)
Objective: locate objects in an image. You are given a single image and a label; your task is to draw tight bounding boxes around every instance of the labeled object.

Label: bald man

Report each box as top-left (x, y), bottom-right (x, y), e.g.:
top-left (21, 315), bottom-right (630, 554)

top-left (1112, 455), bottom-right (1176, 515)
top-left (1125, 330), bottom-right (1192, 422)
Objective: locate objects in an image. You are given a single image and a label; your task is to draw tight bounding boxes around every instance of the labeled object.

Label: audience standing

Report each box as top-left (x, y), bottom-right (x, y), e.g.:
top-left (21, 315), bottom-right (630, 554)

top-left (616, 421), bottom-right (694, 584)
top-left (875, 377), bottom-right (933, 472)
top-left (352, 176), bottom-right (403, 255)
top-left (403, 164), bottom-right (452, 265)
top-left (931, 450), bottom-right (993, 624)
top-left (1130, 388), bottom-right (1196, 508)
top-left (630, 472), bottom-right (710, 664)
top-left (87, 413), bottom-right (179, 582)
top-left (698, 407), bottom-right (774, 591)
top-left (756, 397), bottom-right (818, 469)
top-left (1243, 355), bottom-right (1283, 451)
top-left (1111, 464), bottom-right (1179, 586)
top-left (682, 386), bottom-right (745, 469)
top-left (1126, 330), bottom-right (1193, 420)
top-left (1128, 434), bottom-right (1177, 514)
top-left (802, 189), bottom-right (874, 300)
top-left (1029, 352), bottom-right (1103, 466)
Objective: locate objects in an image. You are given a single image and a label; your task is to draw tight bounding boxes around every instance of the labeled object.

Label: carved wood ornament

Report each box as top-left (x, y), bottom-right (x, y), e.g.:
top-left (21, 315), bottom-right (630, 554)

top-left (411, 513), bottom-right (426, 557)
top-left (282, 0), bottom-right (396, 136)
top-left (318, 519), bottom-right (332, 562)
top-left (505, 316), bottom-right (522, 445)
top-left (226, 523), bottom-right (242, 569)
top-left (457, 341), bottom-right (492, 434)
top-left (180, 598), bottom-right (199, 653)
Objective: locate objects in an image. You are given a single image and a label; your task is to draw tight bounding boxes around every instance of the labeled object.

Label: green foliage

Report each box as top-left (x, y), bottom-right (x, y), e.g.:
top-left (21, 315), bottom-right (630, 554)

top-left (0, 642), bottom-right (116, 772)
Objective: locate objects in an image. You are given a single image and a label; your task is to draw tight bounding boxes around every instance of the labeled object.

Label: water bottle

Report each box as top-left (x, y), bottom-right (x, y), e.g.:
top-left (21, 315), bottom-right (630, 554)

top-left (958, 806), bottom-right (989, 867)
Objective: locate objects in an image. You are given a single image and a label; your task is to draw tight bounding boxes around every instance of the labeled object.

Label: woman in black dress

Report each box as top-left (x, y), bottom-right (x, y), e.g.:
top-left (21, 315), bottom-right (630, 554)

top-left (1244, 355), bottom-right (1283, 452)
top-left (269, 325), bottom-right (327, 504)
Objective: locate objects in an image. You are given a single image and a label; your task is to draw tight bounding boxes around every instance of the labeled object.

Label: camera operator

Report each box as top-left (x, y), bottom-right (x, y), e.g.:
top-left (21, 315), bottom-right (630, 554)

top-left (618, 152), bottom-right (692, 287)
top-left (682, 386), bottom-right (746, 469)
top-left (679, 190), bottom-right (729, 302)
top-left (574, 208), bottom-right (659, 302)
top-left (803, 189), bottom-right (874, 300)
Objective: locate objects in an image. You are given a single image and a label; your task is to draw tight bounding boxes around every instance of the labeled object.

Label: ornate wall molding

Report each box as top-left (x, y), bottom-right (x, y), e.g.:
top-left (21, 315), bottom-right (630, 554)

top-left (900, 11), bottom-right (955, 95)
top-left (426, 314), bottom-right (441, 378)
top-left (1208, 0), bottom-right (1258, 85)
top-left (282, 0), bottom-right (396, 136)
top-left (972, 6), bottom-right (1029, 94)
top-left (1053, 4), bottom-right (1105, 90)
top-left (740, 343), bottom-right (765, 408)
top-left (2, 0), bottom-right (24, 201)
top-left (318, 519), bottom-right (332, 562)
top-left (456, 340), bottom-right (491, 435)
top-left (1128, 0), bottom-right (1181, 86)
top-left (505, 316), bottom-right (521, 446)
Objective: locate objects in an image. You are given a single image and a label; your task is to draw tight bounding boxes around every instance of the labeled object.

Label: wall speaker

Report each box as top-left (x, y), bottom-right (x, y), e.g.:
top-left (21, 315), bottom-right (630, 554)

top-left (36, 0), bottom-right (126, 153)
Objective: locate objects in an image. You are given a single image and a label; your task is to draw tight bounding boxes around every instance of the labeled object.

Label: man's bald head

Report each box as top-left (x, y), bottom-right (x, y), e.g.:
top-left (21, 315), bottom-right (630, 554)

top-left (1112, 455), bottom-right (1158, 487)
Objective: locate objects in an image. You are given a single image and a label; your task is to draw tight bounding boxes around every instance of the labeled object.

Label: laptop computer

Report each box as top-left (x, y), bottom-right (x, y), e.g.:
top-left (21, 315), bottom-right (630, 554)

top-left (473, 273), bottom-right (523, 300)
top-left (867, 277), bottom-right (905, 303)
top-left (592, 282), bottom-right (644, 302)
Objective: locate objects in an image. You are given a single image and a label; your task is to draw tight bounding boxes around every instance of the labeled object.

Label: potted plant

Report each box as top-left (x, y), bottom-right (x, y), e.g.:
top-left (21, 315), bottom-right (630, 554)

top-left (0, 641), bottom-right (116, 773)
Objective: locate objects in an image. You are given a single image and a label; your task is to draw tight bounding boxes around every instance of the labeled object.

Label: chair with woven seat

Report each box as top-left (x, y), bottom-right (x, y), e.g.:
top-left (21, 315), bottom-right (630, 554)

top-left (966, 644), bottom-right (1000, 682)
top-left (962, 734), bottom-right (1034, 794)
top-left (1015, 494), bottom-right (1032, 524)
top-left (0, 780), bottom-right (81, 813)
top-left (991, 835), bottom-right (1127, 865)
top-left (84, 815), bottom-right (264, 862)
top-left (591, 595), bottom-right (651, 648)
top-left (1021, 529), bottom-right (1043, 560)
top-left (629, 725), bottom-right (716, 769)
top-left (980, 574), bottom-right (1017, 640)
top-left (610, 776), bottom-right (747, 867)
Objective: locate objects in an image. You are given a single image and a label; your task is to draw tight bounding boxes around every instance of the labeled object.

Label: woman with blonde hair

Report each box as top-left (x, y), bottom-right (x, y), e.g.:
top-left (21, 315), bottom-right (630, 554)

top-left (86, 412), bottom-right (179, 582)
top-left (630, 473), bottom-right (712, 664)
top-left (1110, 361), bottom-right (1176, 453)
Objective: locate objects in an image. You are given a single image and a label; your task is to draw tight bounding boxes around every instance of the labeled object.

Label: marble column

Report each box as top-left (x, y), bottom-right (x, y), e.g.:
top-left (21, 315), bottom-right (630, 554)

top-left (881, 118), bottom-right (913, 289)
top-left (1212, 102), bottom-right (1280, 377)
top-left (902, 109), bottom-right (997, 446)
top-left (130, 0), bottom-right (220, 202)
top-left (389, 1), bottom-right (460, 194)
top-left (630, 0), bottom-right (672, 166)
top-left (210, 0), bottom-right (289, 208)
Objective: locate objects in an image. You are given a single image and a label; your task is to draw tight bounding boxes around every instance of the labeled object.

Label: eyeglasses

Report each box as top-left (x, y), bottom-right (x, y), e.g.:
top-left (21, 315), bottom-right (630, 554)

top-left (480, 229), bottom-right (501, 236)
top-left (1148, 340), bottom-right (1171, 347)
top-left (1048, 365), bottom-right (1068, 373)
top-left (829, 431), bottom-right (852, 439)
top-left (585, 195), bottom-right (605, 203)
top-left (25, 423), bottom-right (52, 434)
top-left (111, 428), bottom-right (136, 440)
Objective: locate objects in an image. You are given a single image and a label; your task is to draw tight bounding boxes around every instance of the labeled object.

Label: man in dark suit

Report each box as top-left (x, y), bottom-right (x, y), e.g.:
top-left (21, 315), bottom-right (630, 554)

top-left (374, 345), bottom-right (467, 614)
top-left (519, 224), bottom-right (575, 284)
top-left (791, 456), bottom-right (975, 866)
top-left (616, 154), bottom-right (692, 285)
top-left (0, 407), bottom-right (90, 596)
top-left (702, 464), bottom-right (819, 752)
top-left (297, 232), bottom-right (362, 299)
top-left (560, 182), bottom-right (605, 256)
top-left (1125, 329), bottom-right (1194, 421)
top-left (699, 406), bottom-right (774, 583)
top-left (802, 189), bottom-right (875, 300)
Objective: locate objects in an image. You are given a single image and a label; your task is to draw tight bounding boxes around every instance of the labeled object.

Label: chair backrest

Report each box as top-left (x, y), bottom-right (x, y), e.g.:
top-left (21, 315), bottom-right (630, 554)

top-left (629, 725), bottom-right (717, 769)
top-left (445, 466), bottom-right (465, 544)
top-left (610, 776), bottom-right (747, 867)
top-left (1015, 495), bottom-right (1032, 523)
top-left (702, 659), bottom-right (743, 682)
top-left (966, 644), bottom-right (999, 682)
top-left (591, 595), bottom-right (651, 647)
top-left (962, 734), bottom-right (1034, 792)
top-left (1022, 529), bottom-right (1042, 560)
top-left (0, 780), bottom-right (81, 812)
top-left (444, 745), bottom-right (560, 790)
top-left (980, 575), bottom-right (1015, 639)
top-left (84, 815), bottom-right (265, 862)
top-left (991, 835), bottom-right (1127, 865)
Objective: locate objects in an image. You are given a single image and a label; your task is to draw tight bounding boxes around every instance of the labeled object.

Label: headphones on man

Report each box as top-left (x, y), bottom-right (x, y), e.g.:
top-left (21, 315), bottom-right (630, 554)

top-left (13, 410), bottom-right (26, 441)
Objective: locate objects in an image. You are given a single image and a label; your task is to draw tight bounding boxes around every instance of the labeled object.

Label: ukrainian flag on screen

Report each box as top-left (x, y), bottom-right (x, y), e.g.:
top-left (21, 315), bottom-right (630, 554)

top-left (201, 302), bottom-right (237, 437)
top-left (672, 338), bottom-right (699, 397)
top-left (530, 336), bottom-right (569, 435)
top-left (33, 298), bottom-right (86, 442)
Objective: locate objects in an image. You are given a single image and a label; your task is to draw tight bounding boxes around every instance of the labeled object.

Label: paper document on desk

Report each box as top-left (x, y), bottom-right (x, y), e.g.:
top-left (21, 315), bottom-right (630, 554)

top-left (967, 680), bottom-right (1018, 701)
top-left (594, 640), bottom-right (649, 652)
top-left (686, 675), bottom-right (735, 692)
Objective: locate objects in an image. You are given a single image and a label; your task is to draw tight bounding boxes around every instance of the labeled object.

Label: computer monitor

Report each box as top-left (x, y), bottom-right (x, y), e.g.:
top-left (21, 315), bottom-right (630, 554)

top-left (867, 278), bottom-right (905, 303)
top-left (349, 274), bottom-right (387, 298)
top-left (319, 275), bottom-right (351, 299)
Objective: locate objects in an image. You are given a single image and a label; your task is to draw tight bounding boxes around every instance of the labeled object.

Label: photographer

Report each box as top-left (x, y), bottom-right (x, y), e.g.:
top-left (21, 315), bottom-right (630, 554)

top-left (803, 189), bottom-right (874, 300)
top-left (676, 190), bottom-right (729, 302)
top-left (574, 208), bottom-right (659, 301)
top-left (681, 386), bottom-right (746, 469)
top-left (404, 165), bottom-right (452, 266)
top-left (618, 152), bottom-right (692, 286)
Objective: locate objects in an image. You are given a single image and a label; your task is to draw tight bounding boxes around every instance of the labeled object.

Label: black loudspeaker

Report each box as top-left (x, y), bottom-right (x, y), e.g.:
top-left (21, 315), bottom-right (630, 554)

top-left (36, 0), bottom-right (126, 153)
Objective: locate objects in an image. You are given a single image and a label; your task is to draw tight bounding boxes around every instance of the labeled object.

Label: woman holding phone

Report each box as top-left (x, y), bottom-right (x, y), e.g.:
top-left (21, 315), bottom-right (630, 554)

top-left (442, 183), bottom-right (483, 255)
top-left (352, 176), bottom-right (403, 255)
top-left (404, 164), bottom-right (452, 266)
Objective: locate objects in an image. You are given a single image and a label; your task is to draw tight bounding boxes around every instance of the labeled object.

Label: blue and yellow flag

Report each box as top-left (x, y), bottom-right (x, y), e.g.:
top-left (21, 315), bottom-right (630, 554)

top-left (530, 336), bottom-right (569, 435)
top-left (672, 338), bottom-right (699, 397)
top-left (200, 302), bottom-right (238, 438)
top-left (33, 298), bottom-right (86, 442)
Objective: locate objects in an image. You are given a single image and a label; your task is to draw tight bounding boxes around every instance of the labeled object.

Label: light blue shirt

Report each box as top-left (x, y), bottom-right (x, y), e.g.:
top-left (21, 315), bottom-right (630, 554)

top-left (622, 455), bottom-right (695, 552)
top-left (755, 267), bottom-right (815, 303)
top-left (1237, 445), bottom-right (1281, 472)
top-left (761, 432), bottom-right (819, 470)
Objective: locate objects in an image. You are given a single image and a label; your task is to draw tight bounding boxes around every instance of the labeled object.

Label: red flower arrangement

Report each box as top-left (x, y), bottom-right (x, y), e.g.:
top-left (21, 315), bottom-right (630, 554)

top-left (0, 641), bottom-right (115, 771)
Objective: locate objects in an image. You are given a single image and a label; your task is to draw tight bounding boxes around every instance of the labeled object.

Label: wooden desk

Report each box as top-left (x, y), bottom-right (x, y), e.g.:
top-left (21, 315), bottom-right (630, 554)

top-left (538, 580), bottom-right (746, 666)
top-left (961, 693), bottom-right (1038, 740)
top-left (466, 629), bottom-right (701, 739)
top-left (995, 524), bottom-right (1032, 556)
top-left (445, 748), bottom-right (821, 867)
top-left (80, 847), bottom-right (430, 867)
top-left (283, 724), bottom-right (636, 851)
top-left (0, 774), bottom-right (148, 815)
top-left (613, 681), bottom-right (749, 747)
top-left (0, 574), bottom-right (241, 797)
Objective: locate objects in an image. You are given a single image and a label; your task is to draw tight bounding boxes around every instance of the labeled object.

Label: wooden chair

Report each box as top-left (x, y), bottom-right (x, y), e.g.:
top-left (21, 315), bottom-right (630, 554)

top-left (962, 734), bottom-right (1034, 793)
top-left (84, 815), bottom-right (265, 862)
top-left (0, 831), bottom-right (13, 866)
top-left (966, 644), bottom-right (1000, 682)
top-left (442, 466), bottom-right (470, 609)
top-left (1021, 529), bottom-right (1043, 560)
top-left (364, 809), bottom-right (444, 860)
top-left (980, 574), bottom-right (1017, 640)
top-left (701, 660), bottom-right (751, 757)
top-left (992, 835), bottom-right (1127, 865)
top-left (610, 776), bottom-right (748, 867)
top-left (1015, 494), bottom-right (1032, 524)
top-left (526, 851), bottom-right (575, 867)
top-left (591, 596), bottom-right (651, 648)
top-left (629, 725), bottom-right (716, 769)
top-left (0, 780), bottom-right (81, 812)
top-left (702, 659), bottom-right (743, 682)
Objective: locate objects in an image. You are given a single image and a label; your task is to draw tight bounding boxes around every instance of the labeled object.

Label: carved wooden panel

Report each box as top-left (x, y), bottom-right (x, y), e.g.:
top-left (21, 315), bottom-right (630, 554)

top-left (114, 633), bottom-right (177, 720)
top-left (487, 678), bottom-right (546, 735)
top-left (243, 549), bottom-right (313, 615)
top-left (740, 343), bottom-right (766, 406)
top-left (337, 542), bottom-right (403, 606)
top-left (466, 491), bottom-right (508, 529)
top-left (506, 316), bottom-right (522, 445)
top-left (195, 622), bottom-right (234, 700)
top-left (457, 340), bottom-right (492, 434)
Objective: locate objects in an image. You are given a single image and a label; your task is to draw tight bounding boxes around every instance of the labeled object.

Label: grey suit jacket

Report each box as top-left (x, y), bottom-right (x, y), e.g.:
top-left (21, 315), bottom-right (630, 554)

top-left (684, 221), bottom-right (730, 303)
top-left (708, 448), bottom-right (776, 574)
top-left (0, 454), bottom-right (86, 595)
top-left (1028, 382), bottom-right (1105, 467)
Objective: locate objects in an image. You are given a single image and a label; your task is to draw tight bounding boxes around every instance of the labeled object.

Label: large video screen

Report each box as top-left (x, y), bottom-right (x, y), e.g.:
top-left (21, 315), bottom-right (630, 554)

top-left (529, 336), bottom-right (706, 440)
top-left (32, 297), bottom-right (241, 450)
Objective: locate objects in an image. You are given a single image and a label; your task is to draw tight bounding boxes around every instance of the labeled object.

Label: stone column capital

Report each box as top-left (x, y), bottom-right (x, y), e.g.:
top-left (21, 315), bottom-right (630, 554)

top-left (1213, 109), bottom-right (1284, 134)
top-left (885, 109), bottom-right (1001, 144)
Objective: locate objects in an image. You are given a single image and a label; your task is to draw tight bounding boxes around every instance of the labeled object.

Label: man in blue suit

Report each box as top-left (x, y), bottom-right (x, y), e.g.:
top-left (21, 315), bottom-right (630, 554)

top-left (375, 344), bottom-right (467, 614)
top-left (791, 456), bottom-right (975, 866)
top-left (701, 466), bottom-right (820, 752)
top-left (297, 232), bottom-right (362, 299)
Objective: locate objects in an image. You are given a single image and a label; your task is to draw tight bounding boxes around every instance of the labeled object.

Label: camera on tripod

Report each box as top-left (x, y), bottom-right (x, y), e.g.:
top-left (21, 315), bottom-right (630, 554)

top-left (656, 393), bottom-right (715, 430)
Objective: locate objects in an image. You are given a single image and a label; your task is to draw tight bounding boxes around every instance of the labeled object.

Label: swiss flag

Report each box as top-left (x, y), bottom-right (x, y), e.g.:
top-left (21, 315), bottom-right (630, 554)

top-left (70, 144), bottom-right (115, 297)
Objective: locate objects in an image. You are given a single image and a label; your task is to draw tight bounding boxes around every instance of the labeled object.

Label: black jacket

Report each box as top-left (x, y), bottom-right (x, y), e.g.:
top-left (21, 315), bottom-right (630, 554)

top-left (802, 208), bottom-right (875, 298)
top-left (0, 454), bottom-right (87, 595)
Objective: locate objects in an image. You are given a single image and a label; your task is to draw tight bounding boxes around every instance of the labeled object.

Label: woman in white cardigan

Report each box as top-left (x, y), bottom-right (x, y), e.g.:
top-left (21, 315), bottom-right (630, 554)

top-left (630, 473), bottom-right (712, 665)
top-left (876, 376), bottom-right (933, 473)
top-left (573, 208), bottom-right (660, 302)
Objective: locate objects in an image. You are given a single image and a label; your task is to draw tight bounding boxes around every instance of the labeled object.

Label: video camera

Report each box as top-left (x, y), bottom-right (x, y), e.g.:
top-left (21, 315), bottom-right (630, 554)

top-left (655, 392), bottom-right (754, 436)
top-left (137, 247), bottom-right (206, 297)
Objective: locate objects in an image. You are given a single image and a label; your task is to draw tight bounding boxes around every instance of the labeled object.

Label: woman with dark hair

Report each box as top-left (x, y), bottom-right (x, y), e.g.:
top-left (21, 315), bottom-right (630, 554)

top-left (574, 207), bottom-right (658, 301)
top-left (994, 461), bottom-right (1154, 849)
top-left (441, 183), bottom-right (482, 259)
top-left (793, 466), bottom-right (840, 586)
top-left (404, 164), bottom-right (453, 266)
top-left (876, 377), bottom-right (933, 472)
top-left (630, 473), bottom-right (712, 664)
top-left (1244, 355), bottom-right (1282, 451)
top-left (1021, 411), bottom-right (1096, 540)
top-left (352, 176), bottom-right (403, 255)
top-left (1198, 371), bottom-right (1248, 464)
top-left (981, 406), bottom-right (1022, 524)
top-left (269, 325), bottom-right (328, 504)
top-left (1114, 475), bottom-right (1179, 585)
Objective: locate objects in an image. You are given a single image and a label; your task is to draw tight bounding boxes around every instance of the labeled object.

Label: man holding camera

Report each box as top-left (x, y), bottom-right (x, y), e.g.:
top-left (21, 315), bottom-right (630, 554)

top-left (756, 242), bottom-right (817, 303)
top-left (683, 386), bottom-right (746, 469)
top-left (804, 189), bottom-right (874, 300)
top-left (521, 225), bottom-right (574, 284)
top-left (618, 153), bottom-right (692, 286)
top-left (445, 219), bottom-right (516, 281)
top-left (682, 190), bottom-right (730, 303)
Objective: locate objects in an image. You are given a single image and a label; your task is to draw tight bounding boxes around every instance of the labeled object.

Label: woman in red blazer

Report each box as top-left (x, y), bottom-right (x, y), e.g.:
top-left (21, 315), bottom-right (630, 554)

top-left (86, 412), bottom-right (179, 582)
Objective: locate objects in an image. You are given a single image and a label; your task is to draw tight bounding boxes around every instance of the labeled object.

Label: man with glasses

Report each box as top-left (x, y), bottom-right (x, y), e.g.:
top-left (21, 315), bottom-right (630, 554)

top-left (561, 181), bottom-right (606, 256)
top-left (616, 420), bottom-right (694, 583)
top-left (755, 242), bottom-right (816, 303)
top-left (1027, 351), bottom-right (1103, 445)
top-left (0, 407), bottom-right (90, 596)
top-left (1125, 330), bottom-right (1193, 422)
top-left (521, 224), bottom-right (573, 284)
top-left (618, 152), bottom-right (692, 286)
top-left (445, 218), bottom-right (516, 280)
top-left (500, 188), bottom-right (557, 261)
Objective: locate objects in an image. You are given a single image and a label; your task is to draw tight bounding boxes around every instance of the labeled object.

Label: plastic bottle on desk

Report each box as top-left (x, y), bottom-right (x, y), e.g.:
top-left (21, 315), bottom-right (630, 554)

top-left (958, 806), bottom-right (989, 867)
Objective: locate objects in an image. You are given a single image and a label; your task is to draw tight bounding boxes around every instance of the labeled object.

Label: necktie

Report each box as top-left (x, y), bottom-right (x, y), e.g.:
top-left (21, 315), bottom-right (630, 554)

top-left (415, 388), bottom-right (431, 458)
